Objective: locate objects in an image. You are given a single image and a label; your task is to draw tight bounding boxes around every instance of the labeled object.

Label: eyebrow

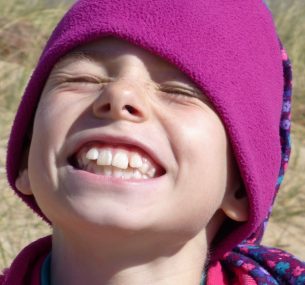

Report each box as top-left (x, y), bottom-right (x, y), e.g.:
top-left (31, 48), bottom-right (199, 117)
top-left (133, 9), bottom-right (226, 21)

top-left (57, 51), bottom-right (97, 65)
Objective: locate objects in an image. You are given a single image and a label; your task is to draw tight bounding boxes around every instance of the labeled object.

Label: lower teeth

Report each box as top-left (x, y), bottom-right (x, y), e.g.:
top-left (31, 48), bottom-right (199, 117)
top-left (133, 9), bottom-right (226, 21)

top-left (83, 164), bottom-right (150, 179)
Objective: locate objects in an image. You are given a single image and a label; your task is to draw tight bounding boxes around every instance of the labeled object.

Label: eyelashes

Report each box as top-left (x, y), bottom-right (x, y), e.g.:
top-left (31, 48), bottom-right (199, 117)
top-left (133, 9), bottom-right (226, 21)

top-left (158, 85), bottom-right (212, 107)
top-left (53, 74), bottom-right (202, 100)
top-left (61, 75), bottom-right (112, 85)
top-left (64, 76), bottom-right (100, 84)
top-left (159, 86), bottom-right (201, 99)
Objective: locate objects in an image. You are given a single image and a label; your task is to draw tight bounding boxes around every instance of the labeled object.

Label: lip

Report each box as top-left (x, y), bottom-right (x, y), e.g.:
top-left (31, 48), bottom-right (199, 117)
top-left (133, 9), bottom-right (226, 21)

top-left (67, 165), bottom-right (166, 186)
top-left (66, 132), bottom-right (167, 174)
top-left (64, 165), bottom-right (169, 198)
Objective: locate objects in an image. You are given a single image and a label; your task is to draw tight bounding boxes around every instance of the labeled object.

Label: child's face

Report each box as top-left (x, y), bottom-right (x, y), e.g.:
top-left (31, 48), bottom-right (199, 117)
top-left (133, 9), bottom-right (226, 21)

top-left (18, 37), bottom-right (243, 243)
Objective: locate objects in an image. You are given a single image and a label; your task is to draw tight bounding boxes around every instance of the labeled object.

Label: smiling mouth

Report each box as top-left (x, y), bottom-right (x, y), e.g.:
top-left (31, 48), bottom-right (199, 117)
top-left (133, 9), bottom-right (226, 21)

top-left (68, 142), bottom-right (166, 180)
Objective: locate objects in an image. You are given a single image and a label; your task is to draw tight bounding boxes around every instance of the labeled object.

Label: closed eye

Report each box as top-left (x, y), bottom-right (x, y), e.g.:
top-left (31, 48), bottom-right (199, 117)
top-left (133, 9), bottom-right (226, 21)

top-left (64, 76), bottom-right (100, 84)
top-left (50, 73), bottom-right (114, 85)
top-left (160, 86), bottom-right (202, 99)
top-left (158, 84), bottom-right (213, 108)
top-left (62, 75), bottom-right (107, 84)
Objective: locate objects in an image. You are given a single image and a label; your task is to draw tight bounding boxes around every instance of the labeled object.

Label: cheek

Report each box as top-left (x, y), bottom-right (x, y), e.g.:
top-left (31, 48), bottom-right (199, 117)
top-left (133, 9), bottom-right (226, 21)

top-left (36, 93), bottom-right (77, 129)
top-left (162, 108), bottom-right (229, 230)
top-left (170, 107), bottom-right (228, 180)
top-left (28, 95), bottom-right (81, 186)
top-left (31, 93), bottom-right (88, 153)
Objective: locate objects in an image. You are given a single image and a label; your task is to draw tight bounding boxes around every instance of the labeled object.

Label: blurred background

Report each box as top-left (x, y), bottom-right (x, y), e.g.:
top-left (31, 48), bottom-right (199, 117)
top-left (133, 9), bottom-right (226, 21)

top-left (0, 0), bottom-right (305, 269)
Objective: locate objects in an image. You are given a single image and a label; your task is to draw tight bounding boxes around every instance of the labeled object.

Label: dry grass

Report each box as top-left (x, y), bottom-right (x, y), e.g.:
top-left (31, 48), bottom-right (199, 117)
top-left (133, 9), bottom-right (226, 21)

top-left (266, 0), bottom-right (305, 123)
top-left (0, 0), bottom-right (70, 269)
top-left (0, 0), bottom-right (305, 269)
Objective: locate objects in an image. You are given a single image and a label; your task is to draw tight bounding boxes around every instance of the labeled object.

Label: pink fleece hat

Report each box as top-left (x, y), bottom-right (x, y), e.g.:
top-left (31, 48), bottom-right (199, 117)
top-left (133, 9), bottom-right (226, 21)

top-left (6, 0), bottom-right (285, 259)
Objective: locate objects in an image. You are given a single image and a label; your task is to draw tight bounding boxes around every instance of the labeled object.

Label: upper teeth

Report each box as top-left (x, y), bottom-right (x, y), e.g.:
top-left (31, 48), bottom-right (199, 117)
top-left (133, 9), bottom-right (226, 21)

top-left (130, 153), bottom-right (143, 168)
top-left (97, 149), bottom-right (113, 166)
top-left (76, 146), bottom-right (158, 179)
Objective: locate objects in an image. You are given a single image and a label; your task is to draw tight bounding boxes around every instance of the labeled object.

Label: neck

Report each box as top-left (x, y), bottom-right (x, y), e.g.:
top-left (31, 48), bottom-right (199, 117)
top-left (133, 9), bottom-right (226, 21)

top-left (51, 228), bottom-right (207, 285)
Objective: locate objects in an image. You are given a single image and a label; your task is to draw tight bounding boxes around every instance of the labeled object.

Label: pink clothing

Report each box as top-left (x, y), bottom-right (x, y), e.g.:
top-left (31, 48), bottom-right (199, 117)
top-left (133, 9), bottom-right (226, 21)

top-left (206, 261), bottom-right (257, 285)
top-left (0, 237), bottom-right (254, 285)
top-left (0, 236), bottom-right (51, 285)
top-left (206, 261), bottom-right (230, 285)
top-left (2, 236), bottom-right (305, 284)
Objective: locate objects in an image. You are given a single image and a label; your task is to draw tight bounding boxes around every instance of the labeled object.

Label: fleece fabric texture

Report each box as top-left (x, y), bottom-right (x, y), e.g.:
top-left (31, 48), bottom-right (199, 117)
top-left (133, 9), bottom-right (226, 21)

top-left (0, 237), bottom-right (50, 285)
top-left (4, 0), bottom-right (301, 274)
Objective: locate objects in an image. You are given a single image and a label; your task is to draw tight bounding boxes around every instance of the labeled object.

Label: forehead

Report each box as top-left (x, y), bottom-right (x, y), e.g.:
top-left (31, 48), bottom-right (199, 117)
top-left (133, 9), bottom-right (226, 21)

top-left (56, 37), bottom-right (199, 86)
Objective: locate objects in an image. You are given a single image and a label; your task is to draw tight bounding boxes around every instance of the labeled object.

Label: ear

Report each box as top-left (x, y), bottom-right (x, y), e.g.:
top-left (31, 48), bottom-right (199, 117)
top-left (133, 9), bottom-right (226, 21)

top-left (15, 169), bottom-right (33, 196)
top-left (221, 186), bottom-right (249, 222)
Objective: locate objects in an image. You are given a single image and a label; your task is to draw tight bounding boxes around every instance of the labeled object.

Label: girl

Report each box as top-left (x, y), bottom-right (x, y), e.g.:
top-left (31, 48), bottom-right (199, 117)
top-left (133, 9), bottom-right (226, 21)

top-left (2, 0), bottom-right (305, 284)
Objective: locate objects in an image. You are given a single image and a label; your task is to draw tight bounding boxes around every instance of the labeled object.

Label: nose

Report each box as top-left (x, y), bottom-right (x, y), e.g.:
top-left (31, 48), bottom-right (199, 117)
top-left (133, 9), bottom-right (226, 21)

top-left (92, 79), bottom-right (150, 123)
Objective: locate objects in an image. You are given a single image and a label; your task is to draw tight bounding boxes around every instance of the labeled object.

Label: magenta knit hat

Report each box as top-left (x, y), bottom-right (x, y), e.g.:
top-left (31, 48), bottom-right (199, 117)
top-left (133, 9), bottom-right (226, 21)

top-left (6, 0), bottom-right (285, 259)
